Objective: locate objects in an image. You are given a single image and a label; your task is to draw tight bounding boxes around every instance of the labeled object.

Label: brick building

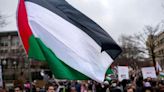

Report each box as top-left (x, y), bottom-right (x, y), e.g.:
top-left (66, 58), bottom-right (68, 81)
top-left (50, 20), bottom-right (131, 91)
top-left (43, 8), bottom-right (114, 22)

top-left (0, 31), bottom-right (49, 83)
top-left (154, 31), bottom-right (164, 69)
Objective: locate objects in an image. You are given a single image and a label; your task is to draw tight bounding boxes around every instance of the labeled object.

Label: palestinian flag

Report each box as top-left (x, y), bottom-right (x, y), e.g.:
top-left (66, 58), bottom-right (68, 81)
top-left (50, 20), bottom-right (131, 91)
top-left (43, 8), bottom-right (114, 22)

top-left (17, 0), bottom-right (122, 82)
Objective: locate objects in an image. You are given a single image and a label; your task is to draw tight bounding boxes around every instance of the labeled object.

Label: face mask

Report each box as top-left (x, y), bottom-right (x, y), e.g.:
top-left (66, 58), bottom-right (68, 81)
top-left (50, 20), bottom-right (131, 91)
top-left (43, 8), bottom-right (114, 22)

top-left (112, 83), bottom-right (117, 87)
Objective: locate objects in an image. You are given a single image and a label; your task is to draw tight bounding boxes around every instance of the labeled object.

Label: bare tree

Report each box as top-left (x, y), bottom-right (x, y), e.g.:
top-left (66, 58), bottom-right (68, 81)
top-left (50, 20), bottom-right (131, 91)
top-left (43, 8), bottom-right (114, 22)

top-left (135, 23), bottom-right (161, 71)
top-left (114, 35), bottom-right (143, 69)
top-left (118, 35), bottom-right (142, 59)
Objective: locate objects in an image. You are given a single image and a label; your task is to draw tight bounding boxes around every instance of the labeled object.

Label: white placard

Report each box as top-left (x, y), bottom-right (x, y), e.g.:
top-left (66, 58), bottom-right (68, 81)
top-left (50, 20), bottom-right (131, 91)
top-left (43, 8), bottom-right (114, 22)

top-left (118, 66), bottom-right (129, 81)
top-left (141, 67), bottom-right (157, 79)
top-left (0, 65), bottom-right (3, 87)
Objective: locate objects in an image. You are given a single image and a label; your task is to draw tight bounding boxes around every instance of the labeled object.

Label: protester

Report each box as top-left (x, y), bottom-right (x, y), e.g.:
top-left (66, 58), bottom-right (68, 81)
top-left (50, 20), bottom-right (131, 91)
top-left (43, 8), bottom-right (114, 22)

top-left (5, 65), bottom-right (164, 92)
top-left (81, 83), bottom-right (88, 92)
top-left (0, 87), bottom-right (6, 92)
top-left (70, 86), bottom-right (77, 92)
top-left (45, 83), bottom-right (55, 92)
top-left (143, 78), bottom-right (152, 92)
top-left (125, 84), bottom-right (135, 92)
top-left (109, 80), bottom-right (122, 92)
top-left (158, 80), bottom-right (164, 92)
top-left (35, 87), bottom-right (41, 92)
top-left (14, 86), bottom-right (23, 92)
top-left (135, 76), bottom-right (143, 92)
top-left (24, 81), bottom-right (31, 92)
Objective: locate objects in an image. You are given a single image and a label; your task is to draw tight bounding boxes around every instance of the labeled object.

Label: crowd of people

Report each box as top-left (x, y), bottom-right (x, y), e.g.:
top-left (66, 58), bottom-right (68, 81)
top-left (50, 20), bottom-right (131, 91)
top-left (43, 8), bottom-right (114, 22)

top-left (0, 76), bottom-right (164, 92)
top-left (1, 70), bottom-right (164, 92)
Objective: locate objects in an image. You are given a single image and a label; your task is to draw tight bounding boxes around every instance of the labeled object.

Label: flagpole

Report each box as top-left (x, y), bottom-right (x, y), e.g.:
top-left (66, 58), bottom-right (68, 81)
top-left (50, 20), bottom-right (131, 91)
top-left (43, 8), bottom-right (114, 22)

top-left (28, 58), bottom-right (33, 92)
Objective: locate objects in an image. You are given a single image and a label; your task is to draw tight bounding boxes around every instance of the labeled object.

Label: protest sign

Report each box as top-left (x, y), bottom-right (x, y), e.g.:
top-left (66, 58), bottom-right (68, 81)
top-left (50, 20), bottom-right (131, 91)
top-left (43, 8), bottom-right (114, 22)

top-left (141, 67), bottom-right (157, 79)
top-left (118, 66), bottom-right (129, 81)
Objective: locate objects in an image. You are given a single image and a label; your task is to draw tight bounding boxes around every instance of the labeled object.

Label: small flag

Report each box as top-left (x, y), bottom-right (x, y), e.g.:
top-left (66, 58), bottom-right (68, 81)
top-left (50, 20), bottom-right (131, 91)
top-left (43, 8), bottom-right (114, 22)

top-left (156, 61), bottom-right (162, 72)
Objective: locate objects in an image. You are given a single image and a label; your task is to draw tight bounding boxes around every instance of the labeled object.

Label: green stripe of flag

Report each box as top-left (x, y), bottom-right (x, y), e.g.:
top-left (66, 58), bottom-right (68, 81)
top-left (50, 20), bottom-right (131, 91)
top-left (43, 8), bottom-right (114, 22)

top-left (29, 35), bottom-right (89, 79)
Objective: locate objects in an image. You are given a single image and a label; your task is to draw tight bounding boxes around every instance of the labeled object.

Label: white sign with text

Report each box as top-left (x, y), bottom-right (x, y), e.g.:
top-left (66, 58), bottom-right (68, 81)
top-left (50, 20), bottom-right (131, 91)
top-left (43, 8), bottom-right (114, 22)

top-left (141, 67), bottom-right (157, 79)
top-left (118, 66), bottom-right (129, 81)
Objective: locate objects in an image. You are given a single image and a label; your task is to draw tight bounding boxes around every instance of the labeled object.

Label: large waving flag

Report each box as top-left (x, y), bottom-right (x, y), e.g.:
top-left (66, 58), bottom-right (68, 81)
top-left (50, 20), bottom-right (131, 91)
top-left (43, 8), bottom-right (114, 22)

top-left (17, 0), bottom-right (122, 82)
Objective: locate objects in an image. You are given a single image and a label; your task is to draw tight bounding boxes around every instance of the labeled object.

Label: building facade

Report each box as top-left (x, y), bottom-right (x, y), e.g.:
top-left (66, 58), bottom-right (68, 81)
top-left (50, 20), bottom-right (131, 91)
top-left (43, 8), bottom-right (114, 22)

top-left (154, 31), bottom-right (164, 69)
top-left (0, 31), bottom-right (49, 83)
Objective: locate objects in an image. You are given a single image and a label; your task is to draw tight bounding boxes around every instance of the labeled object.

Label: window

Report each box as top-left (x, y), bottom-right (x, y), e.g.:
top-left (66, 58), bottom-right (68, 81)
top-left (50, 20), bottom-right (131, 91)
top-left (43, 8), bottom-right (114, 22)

top-left (0, 37), bottom-right (9, 47)
top-left (0, 50), bottom-right (3, 53)
top-left (3, 49), bottom-right (7, 53)
top-left (160, 38), bottom-right (164, 45)
top-left (11, 36), bottom-right (19, 46)
top-left (0, 49), bottom-right (8, 54)
top-left (0, 41), bottom-right (8, 47)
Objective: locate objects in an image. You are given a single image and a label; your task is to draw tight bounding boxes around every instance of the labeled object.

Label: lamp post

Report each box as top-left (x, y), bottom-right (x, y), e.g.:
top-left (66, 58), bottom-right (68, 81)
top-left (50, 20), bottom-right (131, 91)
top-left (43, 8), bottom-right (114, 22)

top-left (2, 59), bottom-right (6, 82)
top-left (0, 59), bottom-right (7, 88)
top-left (2, 59), bottom-right (7, 68)
top-left (0, 59), bottom-right (3, 87)
top-left (13, 61), bottom-right (17, 80)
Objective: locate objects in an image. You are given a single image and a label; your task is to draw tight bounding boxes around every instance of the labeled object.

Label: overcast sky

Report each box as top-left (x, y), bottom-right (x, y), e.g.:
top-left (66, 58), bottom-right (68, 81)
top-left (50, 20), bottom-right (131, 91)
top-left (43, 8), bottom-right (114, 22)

top-left (0, 0), bottom-right (164, 41)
